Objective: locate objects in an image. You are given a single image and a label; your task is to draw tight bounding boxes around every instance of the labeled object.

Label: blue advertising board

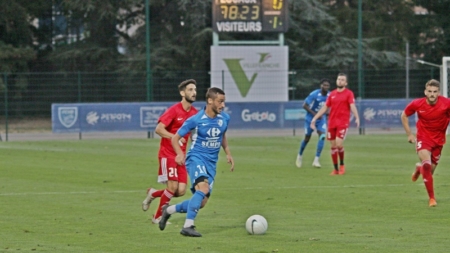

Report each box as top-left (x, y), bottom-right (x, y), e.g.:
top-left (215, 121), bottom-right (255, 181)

top-left (52, 99), bottom-right (414, 133)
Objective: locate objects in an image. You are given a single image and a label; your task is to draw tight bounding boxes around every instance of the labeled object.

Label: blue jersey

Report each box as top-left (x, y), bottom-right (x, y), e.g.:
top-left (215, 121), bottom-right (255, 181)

top-left (304, 89), bottom-right (329, 121)
top-left (177, 109), bottom-right (230, 165)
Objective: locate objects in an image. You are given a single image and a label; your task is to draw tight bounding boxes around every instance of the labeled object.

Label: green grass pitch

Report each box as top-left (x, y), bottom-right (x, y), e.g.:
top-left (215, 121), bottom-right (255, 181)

top-left (1, 134), bottom-right (450, 252)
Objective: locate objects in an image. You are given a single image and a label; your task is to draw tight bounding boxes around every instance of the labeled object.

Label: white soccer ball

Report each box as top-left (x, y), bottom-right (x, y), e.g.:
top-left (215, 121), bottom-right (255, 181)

top-left (245, 214), bottom-right (268, 235)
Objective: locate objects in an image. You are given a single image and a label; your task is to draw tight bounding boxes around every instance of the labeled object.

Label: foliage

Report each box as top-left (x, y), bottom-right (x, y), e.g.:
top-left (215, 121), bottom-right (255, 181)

top-left (120, 0), bottom-right (213, 76)
top-left (45, 0), bottom-right (142, 71)
top-left (0, 0), bottom-right (42, 72)
top-left (0, 43), bottom-right (35, 73)
top-left (410, 0), bottom-right (450, 63)
top-left (2, 0), bottom-right (449, 75)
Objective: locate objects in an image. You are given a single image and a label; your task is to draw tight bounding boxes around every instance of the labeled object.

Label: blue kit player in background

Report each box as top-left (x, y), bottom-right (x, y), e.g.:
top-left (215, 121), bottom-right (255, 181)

top-left (159, 87), bottom-right (235, 237)
top-left (296, 78), bottom-right (331, 168)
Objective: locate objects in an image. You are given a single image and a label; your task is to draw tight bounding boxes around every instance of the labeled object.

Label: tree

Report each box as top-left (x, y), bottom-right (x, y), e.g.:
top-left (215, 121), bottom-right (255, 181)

top-left (0, 0), bottom-right (50, 116)
top-left (0, 0), bottom-right (46, 73)
top-left (45, 0), bottom-right (143, 72)
top-left (121, 0), bottom-right (214, 75)
top-left (409, 1), bottom-right (450, 64)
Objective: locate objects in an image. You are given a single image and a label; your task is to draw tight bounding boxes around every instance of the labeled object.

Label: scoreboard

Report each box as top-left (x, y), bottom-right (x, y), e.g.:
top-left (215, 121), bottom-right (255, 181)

top-left (212, 0), bottom-right (288, 33)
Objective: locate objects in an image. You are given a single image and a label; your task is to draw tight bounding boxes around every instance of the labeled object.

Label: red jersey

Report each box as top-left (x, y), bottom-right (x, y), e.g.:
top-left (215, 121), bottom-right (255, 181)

top-left (404, 96), bottom-right (450, 146)
top-left (325, 88), bottom-right (355, 128)
top-left (158, 102), bottom-right (198, 158)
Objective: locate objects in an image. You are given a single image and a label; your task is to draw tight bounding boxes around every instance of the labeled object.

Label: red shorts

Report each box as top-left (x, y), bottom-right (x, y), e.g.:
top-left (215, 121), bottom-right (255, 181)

top-left (416, 139), bottom-right (443, 165)
top-left (327, 127), bottom-right (348, 140)
top-left (157, 157), bottom-right (187, 184)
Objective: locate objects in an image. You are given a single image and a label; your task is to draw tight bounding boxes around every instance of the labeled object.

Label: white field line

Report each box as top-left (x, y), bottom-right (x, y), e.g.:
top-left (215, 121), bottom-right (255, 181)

top-left (0, 183), bottom-right (444, 196)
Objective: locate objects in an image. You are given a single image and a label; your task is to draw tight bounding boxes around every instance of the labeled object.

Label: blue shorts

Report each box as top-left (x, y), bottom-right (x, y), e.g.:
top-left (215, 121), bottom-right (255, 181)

top-left (304, 118), bottom-right (327, 136)
top-left (185, 157), bottom-right (216, 196)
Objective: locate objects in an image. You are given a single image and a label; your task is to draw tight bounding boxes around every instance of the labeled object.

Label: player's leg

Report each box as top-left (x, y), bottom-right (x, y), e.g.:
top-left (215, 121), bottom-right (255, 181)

top-left (312, 120), bottom-right (327, 168)
top-left (327, 128), bottom-right (339, 175)
top-left (181, 159), bottom-right (215, 236)
top-left (159, 159), bottom-right (212, 236)
top-left (179, 177), bottom-right (209, 237)
top-left (411, 162), bottom-right (422, 182)
top-left (416, 141), bottom-right (435, 206)
top-left (297, 120), bottom-right (313, 168)
top-left (142, 157), bottom-right (167, 212)
top-left (419, 144), bottom-right (442, 207)
top-left (152, 159), bottom-right (182, 222)
top-left (335, 127), bottom-right (348, 175)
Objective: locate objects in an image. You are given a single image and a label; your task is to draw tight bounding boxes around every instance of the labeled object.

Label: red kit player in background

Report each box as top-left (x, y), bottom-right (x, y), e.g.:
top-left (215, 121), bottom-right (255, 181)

top-left (311, 73), bottom-right (360, 175)
top-left (142, 79), bottom-right (198, 222)
top-left (401, 79), bottom-right (450, 207)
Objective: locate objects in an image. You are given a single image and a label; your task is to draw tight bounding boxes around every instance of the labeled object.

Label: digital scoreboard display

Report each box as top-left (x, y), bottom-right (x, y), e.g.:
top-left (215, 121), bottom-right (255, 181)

top-left (212, 0), bottom-right (288, 33)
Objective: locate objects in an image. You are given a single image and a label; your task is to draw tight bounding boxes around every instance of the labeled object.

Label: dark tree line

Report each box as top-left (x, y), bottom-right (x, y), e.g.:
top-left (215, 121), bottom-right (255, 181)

top-left (0, 0), bottom-right (448, 95)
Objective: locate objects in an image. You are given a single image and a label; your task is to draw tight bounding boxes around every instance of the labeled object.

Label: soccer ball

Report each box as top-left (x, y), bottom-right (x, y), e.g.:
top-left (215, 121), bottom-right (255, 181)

top-left (245, 215), bottom-right (268, 235)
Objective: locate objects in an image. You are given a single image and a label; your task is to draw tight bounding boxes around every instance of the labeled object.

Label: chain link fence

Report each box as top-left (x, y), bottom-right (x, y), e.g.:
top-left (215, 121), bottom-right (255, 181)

top-left (0, 68), bottom-right (439, 134)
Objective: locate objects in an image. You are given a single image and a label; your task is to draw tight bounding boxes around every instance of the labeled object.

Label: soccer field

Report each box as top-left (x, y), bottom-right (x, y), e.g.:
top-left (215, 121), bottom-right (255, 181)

top-left (1, 134), bottom-right (450, 252)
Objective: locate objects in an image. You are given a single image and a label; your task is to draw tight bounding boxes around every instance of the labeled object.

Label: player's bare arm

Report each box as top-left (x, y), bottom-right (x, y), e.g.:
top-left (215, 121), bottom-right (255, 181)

top-left (302, 103), bottom-right (318, 118)
top-left (156, 122), bottom-right (186, 144)
top-left (310, 105), bottom-right (328, 130)
top-left (171, 133), bottom-right (186, 165)
top-left (221, 133), bottom-right (234, 172)
top-left (400, 111), bottom-right (415, 143)
top-left (350, 104), bottom-right (360, 128)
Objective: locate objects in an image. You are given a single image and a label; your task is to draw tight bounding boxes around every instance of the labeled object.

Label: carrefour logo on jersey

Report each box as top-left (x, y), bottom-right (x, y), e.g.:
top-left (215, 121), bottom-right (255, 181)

top-left (241, 109), bottom-right (276, 122)
top-left (202, 127), bottom-right (221, 148)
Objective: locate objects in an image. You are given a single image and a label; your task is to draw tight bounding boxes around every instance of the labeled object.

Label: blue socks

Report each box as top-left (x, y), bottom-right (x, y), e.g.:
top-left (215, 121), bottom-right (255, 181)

top-left (186, 191), bottom-right (206, 220)
top-left (299, 140), bottom-right (309, 155)
top-left (175, 199), bottom-right (190, 213)
top-left (316, 134), bottom-right (325, 157)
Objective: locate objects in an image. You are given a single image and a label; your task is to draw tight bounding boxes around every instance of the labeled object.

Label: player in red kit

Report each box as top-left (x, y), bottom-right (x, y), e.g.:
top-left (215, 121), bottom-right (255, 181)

top-left (310, 73), bottom-right (360, 175)
top-left (401, 79), bottom-right (450, 207)
top-left (142, 79), bottom-right (198, 223)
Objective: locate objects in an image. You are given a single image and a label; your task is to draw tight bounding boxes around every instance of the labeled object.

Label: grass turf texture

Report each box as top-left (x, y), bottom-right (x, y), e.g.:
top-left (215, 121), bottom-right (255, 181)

top-left (1, 134), bottom-right (450, 252)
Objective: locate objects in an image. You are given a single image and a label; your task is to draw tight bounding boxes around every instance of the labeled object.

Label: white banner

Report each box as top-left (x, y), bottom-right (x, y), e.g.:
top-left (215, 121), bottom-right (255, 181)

top-left (211, 46), bottom-right (289, 102)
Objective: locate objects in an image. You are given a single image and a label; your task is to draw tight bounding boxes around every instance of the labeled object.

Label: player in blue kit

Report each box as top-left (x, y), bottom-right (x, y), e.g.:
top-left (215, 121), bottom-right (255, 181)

top-left (296, 78), bottom-right (331, 168)
top-left (159, 87), bottom-right (235, 237)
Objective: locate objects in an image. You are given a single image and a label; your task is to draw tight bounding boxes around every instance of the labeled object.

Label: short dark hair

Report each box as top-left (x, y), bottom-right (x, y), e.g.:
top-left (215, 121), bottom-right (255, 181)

top-left (206, 87), bottom-right (225, 100)
top-left (319, 78), bottom-right (331, 85)
top-left (178, 79), bottom-right (196, 91)
top-left (337, 73), bottom-right (347, 79)
top-left (425, 79), bottom-right (440, 89)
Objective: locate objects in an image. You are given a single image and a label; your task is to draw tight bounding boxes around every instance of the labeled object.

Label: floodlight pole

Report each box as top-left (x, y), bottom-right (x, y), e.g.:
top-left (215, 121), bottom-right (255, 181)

top-left (357, 0), bottom-right (364, 135)
top-left (357, 0), bottom-right (363, 99)
top-left (145, 0), bottom-right (154, 138)
top-left (145, 0), bottom-right (153, 102)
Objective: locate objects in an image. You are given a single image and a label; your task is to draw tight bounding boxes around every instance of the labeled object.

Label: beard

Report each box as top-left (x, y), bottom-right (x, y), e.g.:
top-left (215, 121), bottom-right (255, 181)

top-left (212, 107), bottom-right (222, 115)
top-left (185, 96), bottom-right (196, 104)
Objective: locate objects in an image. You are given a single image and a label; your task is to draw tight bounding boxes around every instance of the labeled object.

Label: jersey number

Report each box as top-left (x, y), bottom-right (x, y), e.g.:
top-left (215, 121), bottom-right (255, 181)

top-left (195, 165), bottom-right (207, 177)
top-left (168, 167), bottom-right (178, 178)
top-left (416, 141), bottom-right (422, 150)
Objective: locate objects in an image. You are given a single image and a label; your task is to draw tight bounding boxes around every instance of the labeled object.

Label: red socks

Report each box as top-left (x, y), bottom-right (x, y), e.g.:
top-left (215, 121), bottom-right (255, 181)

top-left (331, 147), bottom-right (345, 168)
top-left (420, 160), bottom-right (434, 199)
top-left (155, 189), bottom-right (174, 218)
top-left (152, 189), bottom-right (164, 198)
top-left (338, 147), bottom-right (345, 164)
top-left (331, 147), bottom-right (338, 168)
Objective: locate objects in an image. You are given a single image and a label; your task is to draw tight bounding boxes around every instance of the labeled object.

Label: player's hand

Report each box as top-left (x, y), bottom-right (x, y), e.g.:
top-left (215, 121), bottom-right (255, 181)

top-left (355, 118), bottom-right (360, 128)
top-left (310, 120), bottom-right (316, 130)
top-left (407, 134), bottom-right (416, 144)
top-left (175, 154), bottom-right (185, 165)
top-left (227, 155), bottom-right (235, 172)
